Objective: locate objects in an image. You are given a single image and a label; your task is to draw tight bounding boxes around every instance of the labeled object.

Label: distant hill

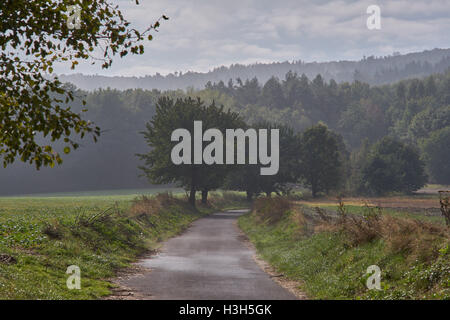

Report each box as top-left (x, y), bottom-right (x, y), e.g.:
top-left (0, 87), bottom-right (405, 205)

top-left (59, 48), bottom-right (450, 91)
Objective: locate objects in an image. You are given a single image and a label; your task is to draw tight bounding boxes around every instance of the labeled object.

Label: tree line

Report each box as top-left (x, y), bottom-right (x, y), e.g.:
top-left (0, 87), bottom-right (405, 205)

top-left (0, 69), bottom-right (448, 195)
top-left (60, 48), bottom-right (450, 91)
top-left (203, 69), bottom-right (450, 188)
top-left (138, 96), bottom-right (429, 205)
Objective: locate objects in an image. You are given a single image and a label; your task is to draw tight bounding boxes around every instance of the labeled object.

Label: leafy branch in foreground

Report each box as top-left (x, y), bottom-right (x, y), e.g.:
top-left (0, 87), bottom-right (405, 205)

top-left (0, 0), bottom-right (168, 168)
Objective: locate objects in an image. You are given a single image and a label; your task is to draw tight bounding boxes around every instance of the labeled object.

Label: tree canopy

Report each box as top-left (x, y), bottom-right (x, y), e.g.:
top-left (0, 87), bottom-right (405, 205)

top-left (0, 0), bottom-right (167, 168)
top-left (2, 68), bottom-right (449, 195)
top-left (362, 137), bottom-right (427, 195)
top-left (224, 121), bottom-right (300, 198)
top-left (138, 97), bottom-right (242, 206)
top-left (298, 123), bottom-right (343, 197)
top-left (421, 127), bottom-right (450, 185)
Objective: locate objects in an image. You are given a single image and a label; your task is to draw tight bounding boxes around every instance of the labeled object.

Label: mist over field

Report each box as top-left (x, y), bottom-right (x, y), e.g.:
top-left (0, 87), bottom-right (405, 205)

top-left (1, 48), bottom-right (449, 196)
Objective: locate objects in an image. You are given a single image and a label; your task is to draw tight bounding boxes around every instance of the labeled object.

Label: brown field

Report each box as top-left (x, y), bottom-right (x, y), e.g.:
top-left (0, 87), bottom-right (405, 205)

top-left (296, 185), bottom-right (449, 210)
top-left (296, 196), bottom-right (441, 209)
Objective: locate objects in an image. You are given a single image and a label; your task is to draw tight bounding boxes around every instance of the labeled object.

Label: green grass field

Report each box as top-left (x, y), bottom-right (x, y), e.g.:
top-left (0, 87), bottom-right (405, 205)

top-left (239, 197), bottom-right (450, 300)
top-left (0, 189), bottom-right (246, 299)
top-left (3, 187), bottom-right (185, 198)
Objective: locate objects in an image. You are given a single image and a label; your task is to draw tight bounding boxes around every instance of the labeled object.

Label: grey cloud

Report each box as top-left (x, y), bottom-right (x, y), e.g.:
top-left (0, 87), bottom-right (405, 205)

top-left (56, 0), bottom-right (450, 76)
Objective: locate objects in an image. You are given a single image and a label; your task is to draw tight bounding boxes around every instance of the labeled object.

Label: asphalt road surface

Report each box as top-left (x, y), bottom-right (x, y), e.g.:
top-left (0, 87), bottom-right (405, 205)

top-left (121, 209), bottom-right (296, 300)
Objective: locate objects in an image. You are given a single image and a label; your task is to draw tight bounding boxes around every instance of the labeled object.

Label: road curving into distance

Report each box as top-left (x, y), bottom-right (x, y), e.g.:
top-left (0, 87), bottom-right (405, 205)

top-left (120, 209), bottom-right (296, 300)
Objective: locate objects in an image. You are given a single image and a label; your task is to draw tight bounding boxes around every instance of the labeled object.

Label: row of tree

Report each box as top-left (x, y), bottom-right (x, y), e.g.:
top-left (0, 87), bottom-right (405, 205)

top-left (1, 69), bottom-right (446, 195)
top-left (139, 97), bottom-right (428, 205)
top-left (202, 69), bottom-right (450, 186)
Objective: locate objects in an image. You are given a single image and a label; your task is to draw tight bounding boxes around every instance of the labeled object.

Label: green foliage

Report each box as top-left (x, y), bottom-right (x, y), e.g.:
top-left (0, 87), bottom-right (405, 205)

top-left (138, 97), bottom-right (242, 205)
top-left (238, 205), bottom-right (450, 299)
top-left (0, 0), bottom-right (167, 168)
top-left (223, 121), bottom-right (300, 198)
top-left (4, 67), bottom-right (450, 194)
top-left (208, 69), bottom-right (450, 186)
top-left (421, 127), bottom-right (450, 184)
top-left (409, 105), bottom-right (450, 141)
top-left (261, 76), bottom-right (286, 109)
top-left (0, 191), bottom-right (243, 299)
top-left (298, 123), bottom-right (343, 197)
top-left (223, 164), bottom-right (261, 200)
top-left (362, 137), bottom-right (427, 195)
top-left (338, 98), bottom-right (387, 148)
top-left (0, 194), bottom-right (185, 299)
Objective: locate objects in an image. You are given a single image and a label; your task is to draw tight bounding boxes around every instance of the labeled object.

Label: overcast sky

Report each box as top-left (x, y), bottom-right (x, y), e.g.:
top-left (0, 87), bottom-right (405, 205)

top-left (59, 0), bottom-right (450, 76)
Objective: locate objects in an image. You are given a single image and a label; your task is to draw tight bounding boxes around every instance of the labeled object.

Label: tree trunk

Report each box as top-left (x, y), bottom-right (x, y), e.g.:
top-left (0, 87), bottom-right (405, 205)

top-left (189, 185), bottom-right (196, 207)
top-left (201, 190), bottom-right (208, 204)
top-left (311, 184), bottom-right (317, 198)
top-left (189, 168), bottom-right (197, 207)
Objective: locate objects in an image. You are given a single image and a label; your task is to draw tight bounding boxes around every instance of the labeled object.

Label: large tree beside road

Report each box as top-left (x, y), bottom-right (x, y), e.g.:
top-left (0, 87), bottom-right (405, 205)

top-left (138, 97), bottom-right (242, 206)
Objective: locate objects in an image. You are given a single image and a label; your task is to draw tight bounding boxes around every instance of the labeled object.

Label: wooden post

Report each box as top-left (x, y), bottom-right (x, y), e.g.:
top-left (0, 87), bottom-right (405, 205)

top-left (438, 191), bottom-right (450, 226)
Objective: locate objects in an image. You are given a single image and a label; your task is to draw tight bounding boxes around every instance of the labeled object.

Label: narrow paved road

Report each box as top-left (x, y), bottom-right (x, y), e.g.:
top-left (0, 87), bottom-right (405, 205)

top-left (121, 210), bottom-right (296, 300)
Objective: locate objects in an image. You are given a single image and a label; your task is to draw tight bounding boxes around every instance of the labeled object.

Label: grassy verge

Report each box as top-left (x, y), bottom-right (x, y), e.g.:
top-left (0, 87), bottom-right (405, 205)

top-left (300, 203), bottom-right (445, 225)
top-left (0, 191), bottom-right (247, 299)
top-left (238, 197), bottom-right (450, 299)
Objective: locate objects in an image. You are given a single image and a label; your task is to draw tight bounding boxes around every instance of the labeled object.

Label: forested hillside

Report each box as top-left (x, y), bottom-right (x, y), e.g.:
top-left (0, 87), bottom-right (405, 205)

top-left (207, 69), bottom-right (450, 149)
top-left (59, 48), bottom-right (450, 91)
top-left (1, 68), bottom-right (449, 195)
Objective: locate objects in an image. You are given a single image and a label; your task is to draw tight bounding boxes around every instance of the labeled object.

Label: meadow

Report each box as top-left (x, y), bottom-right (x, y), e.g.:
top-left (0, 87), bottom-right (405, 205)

top-left (0, 188), bottom-right (246, 299)
top-left (239, 192), bottom-right (450, 300)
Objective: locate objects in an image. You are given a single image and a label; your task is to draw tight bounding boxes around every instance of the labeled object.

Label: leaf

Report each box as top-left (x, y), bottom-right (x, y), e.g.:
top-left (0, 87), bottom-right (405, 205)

top-left (0, 0), bottom-right (164, 170)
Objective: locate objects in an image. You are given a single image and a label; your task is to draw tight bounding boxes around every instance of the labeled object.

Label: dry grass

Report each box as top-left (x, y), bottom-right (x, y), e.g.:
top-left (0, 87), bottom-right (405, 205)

top-left (252, 196), bottom-right (292, 224)
top-left (291, 207), bottom-right (307, 227)
top-left (381, 215), bottom-right (448, 262)
top-left (290, 206), bottom-right (309, 236)
top-left (127, 192), bottom-right (186, 218)
top-left (316, 203), bottom-right (449, 263)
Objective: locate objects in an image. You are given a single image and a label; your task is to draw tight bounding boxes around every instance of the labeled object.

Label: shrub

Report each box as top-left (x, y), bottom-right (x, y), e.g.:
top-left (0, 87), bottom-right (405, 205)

top-left (128, 192), bottom-right (185, 217)
top-left (252, 196), bottom-right (291, 224)
top-left (318, 203), bottom-right (449, 262)
top-left (381, 216), bottom-right (448, 262)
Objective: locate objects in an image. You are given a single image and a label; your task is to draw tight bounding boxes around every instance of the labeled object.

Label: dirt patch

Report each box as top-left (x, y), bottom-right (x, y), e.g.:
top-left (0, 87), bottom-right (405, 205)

top-left (235, 222), bottom-right (308, 300)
